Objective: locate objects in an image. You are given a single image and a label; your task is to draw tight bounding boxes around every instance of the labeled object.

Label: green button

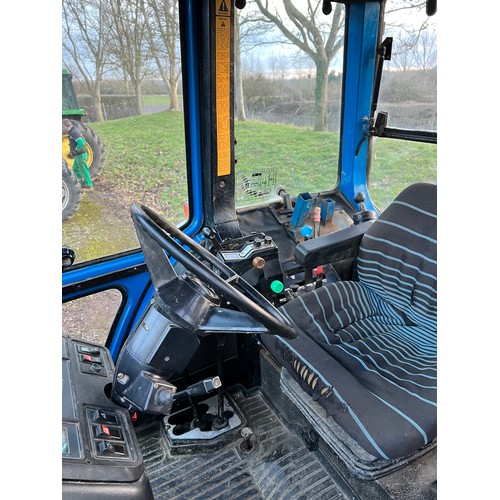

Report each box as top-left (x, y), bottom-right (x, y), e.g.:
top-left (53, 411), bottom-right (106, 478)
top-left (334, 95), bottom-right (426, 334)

top-left (270, 280), bottom-right (284, 294)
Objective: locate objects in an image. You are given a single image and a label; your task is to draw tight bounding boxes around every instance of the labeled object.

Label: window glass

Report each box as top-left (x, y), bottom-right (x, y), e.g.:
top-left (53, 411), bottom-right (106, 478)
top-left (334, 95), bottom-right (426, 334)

top-left (369, 138), bottom-right (437, 212)
top-left (378, 1), bottom-right (437, 131)
top-left (62, 289), bottom-right (123, 345)
top-left (233, 1), bottom-right (345, 208)
top-left (369, 2), bottom-right (437, 212)
top-left (62, 0), bottom-right (187, 264)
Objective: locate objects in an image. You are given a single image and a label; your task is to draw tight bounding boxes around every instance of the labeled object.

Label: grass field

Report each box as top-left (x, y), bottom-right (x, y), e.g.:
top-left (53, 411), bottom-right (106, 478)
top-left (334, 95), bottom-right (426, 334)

top-left (90, 110), bottom-right (436, 214)
top-left (64, 112), bottom-right (435, 262)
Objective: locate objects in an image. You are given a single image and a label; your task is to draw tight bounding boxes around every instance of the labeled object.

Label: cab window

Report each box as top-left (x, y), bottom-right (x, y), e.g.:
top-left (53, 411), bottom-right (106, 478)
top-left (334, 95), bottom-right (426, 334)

top-left (62, 1), bottom-right (187, 263)
top-left (369, 0), bottom-right (437, 211)
top-left (234, 1), bottom-right (345, 208)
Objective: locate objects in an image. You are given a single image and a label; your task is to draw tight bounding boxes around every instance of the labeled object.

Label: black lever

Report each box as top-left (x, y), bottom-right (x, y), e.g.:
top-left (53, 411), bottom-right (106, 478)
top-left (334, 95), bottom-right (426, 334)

top-left (352, 192), bottom-right (377, 225)
top-left (371, 37), bottom-right (393, 122)
top-left (213, 335), bottom-right (228, 429)
top-left (172, 376), bottom-right (222, 401)
top-left (354, 192), bottom-right (367, 211)
top-left (202, 227), bottom-right (224, 252)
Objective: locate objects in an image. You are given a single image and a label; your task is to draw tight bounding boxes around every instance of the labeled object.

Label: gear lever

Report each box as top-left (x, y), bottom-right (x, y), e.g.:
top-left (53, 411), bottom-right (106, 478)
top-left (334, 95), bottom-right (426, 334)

top-left (213, 334), bottom-right (228, 429)
top-left (352, 192), bottom-right (377, 225)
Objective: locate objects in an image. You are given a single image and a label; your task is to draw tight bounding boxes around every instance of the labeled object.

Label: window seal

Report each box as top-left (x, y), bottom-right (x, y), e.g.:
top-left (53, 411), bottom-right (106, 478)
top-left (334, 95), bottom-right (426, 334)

top-left (379, 127), bottom-right (437, 144)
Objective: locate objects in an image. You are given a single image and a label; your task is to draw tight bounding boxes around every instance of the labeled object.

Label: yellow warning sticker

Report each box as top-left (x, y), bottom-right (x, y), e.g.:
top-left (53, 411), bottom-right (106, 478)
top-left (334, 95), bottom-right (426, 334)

top-left (217, 0), bottom-right (230, 17)
top-left (215, 0), bottom-right (231, 176)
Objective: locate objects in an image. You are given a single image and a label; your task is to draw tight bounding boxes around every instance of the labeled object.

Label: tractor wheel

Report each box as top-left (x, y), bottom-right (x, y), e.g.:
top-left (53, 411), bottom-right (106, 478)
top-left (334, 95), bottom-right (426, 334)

top-left (62, 119), bottom-right (106, 180)
top-left (62, 160), bottom-right (82, 222)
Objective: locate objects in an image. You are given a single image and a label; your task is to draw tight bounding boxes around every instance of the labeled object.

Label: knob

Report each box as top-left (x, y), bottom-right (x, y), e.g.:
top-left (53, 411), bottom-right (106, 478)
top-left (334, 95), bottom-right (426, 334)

top-left (90, 363), bottom-right (102, 373)
top-left (252, 256), bottom-right (266, 269)
top-left (354, 192), bottom-right (366, 210)
top-left (354, 192), bottom-right (366, 203)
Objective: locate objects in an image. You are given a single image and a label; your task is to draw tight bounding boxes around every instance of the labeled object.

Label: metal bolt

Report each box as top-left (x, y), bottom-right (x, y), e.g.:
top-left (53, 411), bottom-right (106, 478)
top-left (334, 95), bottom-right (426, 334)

top-left (240, 427), bottom-right (254, 452)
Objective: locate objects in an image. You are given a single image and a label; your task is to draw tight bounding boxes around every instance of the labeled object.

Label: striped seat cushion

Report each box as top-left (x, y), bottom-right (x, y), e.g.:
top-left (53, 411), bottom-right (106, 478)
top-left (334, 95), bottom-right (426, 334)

top-left (262, 183), bottom-right (437, 460)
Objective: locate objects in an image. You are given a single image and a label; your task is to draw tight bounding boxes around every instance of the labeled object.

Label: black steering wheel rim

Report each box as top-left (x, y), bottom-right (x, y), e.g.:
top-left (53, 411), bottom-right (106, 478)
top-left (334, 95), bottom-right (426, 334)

top-left (132, 204), bottom-right (298, 340)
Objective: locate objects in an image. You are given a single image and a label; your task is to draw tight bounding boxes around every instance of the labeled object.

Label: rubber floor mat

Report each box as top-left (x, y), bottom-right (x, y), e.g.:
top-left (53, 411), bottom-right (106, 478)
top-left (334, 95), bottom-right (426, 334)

top-left (138, 390), bottom-right (351, 500)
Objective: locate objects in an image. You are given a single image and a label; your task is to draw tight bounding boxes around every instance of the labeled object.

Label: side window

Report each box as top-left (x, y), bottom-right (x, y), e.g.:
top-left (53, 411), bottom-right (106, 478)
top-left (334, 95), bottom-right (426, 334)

top-left (62, 1), bottom-right (187, 264)
top-left (369, 1), bottom-right (437, 211)
top-left (62, 289), bottom-right (123, 346)
top-left (370, 138), bottom-right (436, 211)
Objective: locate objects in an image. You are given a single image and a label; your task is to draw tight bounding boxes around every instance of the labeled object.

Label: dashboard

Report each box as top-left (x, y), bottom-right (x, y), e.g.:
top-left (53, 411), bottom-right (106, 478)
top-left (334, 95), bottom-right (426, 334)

top-left (62, 336), bottom-right (153, 500)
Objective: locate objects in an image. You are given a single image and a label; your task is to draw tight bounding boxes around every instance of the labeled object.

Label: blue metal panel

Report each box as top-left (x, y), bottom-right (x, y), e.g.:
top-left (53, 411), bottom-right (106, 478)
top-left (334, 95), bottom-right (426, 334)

top-left (62, 0), bottom-right (207, 360)
top-left (338, 1), bottom-right (380, 212)
top-left (62, 268), bottom-right (152, 360)
top-left (182, 0), bottom-right (204, 234)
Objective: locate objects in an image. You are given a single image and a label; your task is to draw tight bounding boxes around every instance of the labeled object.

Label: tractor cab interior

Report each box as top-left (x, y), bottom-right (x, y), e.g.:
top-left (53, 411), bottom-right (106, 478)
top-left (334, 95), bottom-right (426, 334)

top-left (61, 0), bottom-right (438, 499)
top-left (112, 180), bottom-right (436, 467)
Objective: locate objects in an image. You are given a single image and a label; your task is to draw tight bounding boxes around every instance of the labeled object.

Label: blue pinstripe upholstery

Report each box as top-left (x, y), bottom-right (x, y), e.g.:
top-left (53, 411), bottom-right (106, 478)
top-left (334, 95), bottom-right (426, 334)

top-left (262, 183), bottom-right (437, 461)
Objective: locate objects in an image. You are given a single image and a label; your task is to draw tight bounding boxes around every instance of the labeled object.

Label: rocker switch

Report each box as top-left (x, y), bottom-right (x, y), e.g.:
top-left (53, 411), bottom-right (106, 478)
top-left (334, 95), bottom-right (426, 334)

top-left (94, 424), bottom-right (122, 440)
top-left (80, 353), bottom-right (102, 364)
top-left (77, 345), bottom-right (101, 356)
top-left (95, 440), bottom-right (127, 458)
top-left (90, 409), bottom-right (119, 425)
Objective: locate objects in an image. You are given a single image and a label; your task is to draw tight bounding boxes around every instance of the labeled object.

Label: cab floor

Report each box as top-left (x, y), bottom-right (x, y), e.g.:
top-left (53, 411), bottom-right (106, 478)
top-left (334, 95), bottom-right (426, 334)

top-left (137, 389), bottom-right (354, 500)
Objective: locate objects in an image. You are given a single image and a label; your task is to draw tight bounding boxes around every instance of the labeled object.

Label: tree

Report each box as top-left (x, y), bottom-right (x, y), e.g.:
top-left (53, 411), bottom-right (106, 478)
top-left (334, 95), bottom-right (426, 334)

top-left (389, 32), bottom-right (417, 73)
top-left (107, 0), bottom-right (153, 115)
top-left (414, 29), bottom-right (437, 72)
top-left (384, 0), bottom-right (436, 72)
top-left (234, 6), bottom-right (276, 121)
top-left (268, 51), bottom-right (289, 79)
top-left (62, 0), bottom-right (111, 121)
top-left (253, 0), bottom-right (344, 131)
top-left (142, 0), bottom-right (182, 111)
top-left (234, 7), bottom-right (247, 120)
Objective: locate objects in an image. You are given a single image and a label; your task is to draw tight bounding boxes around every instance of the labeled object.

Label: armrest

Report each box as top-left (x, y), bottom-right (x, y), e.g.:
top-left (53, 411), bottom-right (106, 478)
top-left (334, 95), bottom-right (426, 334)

top-left (294, 220), bottom-right (374, 268)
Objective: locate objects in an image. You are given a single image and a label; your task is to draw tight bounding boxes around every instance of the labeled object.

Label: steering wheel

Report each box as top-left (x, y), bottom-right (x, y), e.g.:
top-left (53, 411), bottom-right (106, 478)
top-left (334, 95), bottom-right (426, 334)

top-left (131, 204), bottom-right (298, 340)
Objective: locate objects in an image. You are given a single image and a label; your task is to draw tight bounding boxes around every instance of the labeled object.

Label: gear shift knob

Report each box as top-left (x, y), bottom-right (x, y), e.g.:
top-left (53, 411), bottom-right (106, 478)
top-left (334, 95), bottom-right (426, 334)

top-left (354, 192), bottom-right (366, 210)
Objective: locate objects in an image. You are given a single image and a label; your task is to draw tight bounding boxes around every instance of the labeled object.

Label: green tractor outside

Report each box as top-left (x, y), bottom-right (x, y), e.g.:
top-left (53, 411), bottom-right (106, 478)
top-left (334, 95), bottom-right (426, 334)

top-left (62, 68), bottom-right (106, 221)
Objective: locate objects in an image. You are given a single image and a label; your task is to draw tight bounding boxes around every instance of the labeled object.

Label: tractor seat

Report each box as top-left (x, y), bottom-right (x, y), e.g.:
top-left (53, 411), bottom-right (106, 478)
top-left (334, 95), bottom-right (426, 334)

top-left (261, 183), bottom-right (437, 464)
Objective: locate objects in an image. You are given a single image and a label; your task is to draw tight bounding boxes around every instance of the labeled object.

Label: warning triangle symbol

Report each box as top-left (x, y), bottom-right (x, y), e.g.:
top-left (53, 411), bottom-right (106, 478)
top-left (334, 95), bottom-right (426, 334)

top-left (218, 0), bottom-right (228, 13)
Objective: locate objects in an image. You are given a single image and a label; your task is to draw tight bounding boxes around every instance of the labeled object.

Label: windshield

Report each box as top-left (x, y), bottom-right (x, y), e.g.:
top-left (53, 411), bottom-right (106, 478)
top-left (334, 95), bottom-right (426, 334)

top-left (62, 73), bottom-right (80, 111)
top-left (234, 0), bottom-right (345, 208)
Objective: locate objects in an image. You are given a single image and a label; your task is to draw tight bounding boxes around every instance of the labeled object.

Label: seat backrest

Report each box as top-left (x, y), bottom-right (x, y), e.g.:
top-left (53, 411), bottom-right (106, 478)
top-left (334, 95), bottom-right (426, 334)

top-left (356, 183), bottom-right (437, 332)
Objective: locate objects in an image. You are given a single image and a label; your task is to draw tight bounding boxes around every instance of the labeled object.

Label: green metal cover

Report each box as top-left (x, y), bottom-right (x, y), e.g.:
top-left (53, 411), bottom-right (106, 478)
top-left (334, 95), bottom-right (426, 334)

top-left (62, 68), bottom-right (85, 116)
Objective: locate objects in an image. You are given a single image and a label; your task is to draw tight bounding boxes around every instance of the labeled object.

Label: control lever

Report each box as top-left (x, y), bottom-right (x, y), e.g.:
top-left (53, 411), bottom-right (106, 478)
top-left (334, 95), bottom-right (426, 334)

top-left (352, 192), bottom-right (377, 225)
top-left (354, 192), bottom-right (367, 210)
top-left (202, 227), bottom-right (224, 252)
top-left (172, 376), bottom-right (222, 401)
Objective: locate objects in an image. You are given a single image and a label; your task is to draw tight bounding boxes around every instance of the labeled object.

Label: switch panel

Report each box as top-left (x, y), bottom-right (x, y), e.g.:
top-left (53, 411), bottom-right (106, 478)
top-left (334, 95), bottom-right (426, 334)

top-left (62, 336), bottom-right (150, 492)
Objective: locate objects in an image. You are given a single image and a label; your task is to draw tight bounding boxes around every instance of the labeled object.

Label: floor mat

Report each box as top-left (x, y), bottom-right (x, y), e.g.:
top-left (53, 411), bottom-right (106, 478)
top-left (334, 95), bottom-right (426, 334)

top-left (138, 390), bottom-right (351, 500)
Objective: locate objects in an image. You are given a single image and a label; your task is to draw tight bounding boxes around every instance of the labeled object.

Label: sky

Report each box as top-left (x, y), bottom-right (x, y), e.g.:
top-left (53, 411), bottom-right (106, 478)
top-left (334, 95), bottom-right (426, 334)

top-left (242, 0), bottom-right (437, 75)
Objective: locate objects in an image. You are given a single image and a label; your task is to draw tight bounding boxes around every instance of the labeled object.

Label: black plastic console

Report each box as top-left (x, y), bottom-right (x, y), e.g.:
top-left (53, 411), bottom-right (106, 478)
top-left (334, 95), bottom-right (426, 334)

top-left (294, 220), bottom-right (374, 269)
top-left (62, 336), bottom-right (153, 500)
